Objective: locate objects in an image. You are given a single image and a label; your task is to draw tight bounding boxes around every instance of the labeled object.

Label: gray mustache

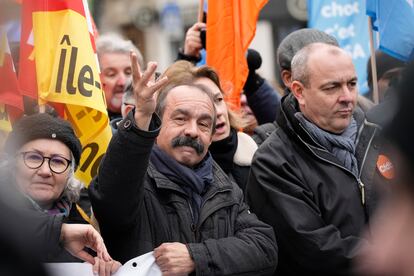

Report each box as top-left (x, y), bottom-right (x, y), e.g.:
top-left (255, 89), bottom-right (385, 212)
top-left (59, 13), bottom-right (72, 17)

top-left (171, 136), bottom-right (204, 155)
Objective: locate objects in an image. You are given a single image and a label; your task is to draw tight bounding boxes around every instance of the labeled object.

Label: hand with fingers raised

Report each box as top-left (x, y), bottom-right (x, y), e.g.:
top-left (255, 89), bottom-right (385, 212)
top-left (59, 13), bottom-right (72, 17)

top-left (130, 52), bottom-right (168, 131)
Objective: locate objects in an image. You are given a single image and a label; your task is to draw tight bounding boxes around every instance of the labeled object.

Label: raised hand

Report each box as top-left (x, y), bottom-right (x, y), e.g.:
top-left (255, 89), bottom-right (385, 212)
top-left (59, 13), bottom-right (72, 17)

top-left (130, 52), bottom-right (168, 130)
top-left (184, 22), bottom-right (206, 57)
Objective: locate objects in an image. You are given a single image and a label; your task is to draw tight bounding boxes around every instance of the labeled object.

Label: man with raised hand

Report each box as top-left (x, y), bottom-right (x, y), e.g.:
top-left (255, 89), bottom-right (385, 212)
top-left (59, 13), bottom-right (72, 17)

top-left (89, 53), bottom-right (278, 276)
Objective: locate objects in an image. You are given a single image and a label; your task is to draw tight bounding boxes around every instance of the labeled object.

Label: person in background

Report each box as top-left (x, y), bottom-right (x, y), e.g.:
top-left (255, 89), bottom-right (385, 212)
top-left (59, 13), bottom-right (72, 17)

top-left (366, 50), bottom-right (405, 103)
top-left (253, 28), bottom-right (374, 145)
top-left (96, 33), bottom-right (144, 120)
top-left (1, 113), bottom-right (120, 275)
top-left (89, 54), bottom-right (278, 275)
top-left (240, 93), bottom-right (258, 135)
top-left (109, 81), bottom-right (135, 134)
top-left (162, 60), bottom-right (258, 191)
top-left (178, 22), bottom-right (281, 125)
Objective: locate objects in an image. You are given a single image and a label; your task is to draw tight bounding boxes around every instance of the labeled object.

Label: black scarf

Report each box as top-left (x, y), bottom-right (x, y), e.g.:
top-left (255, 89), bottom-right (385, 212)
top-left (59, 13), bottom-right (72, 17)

top-left (209, 128), bottom-right (238, 174)
top-left (150, 145), bottom-right (213, 223)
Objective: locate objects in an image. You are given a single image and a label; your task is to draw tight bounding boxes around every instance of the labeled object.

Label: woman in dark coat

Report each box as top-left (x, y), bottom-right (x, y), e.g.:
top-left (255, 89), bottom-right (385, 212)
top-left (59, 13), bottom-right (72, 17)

top-left (1, 113), bottom-right (120, 274)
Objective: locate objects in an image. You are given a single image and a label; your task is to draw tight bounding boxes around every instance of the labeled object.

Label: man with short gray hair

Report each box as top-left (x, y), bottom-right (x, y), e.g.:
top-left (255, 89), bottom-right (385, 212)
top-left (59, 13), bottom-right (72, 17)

top-left (96, 33), bottom-right (144, 119)
top-left (247, 43), bottom-right (368, 275)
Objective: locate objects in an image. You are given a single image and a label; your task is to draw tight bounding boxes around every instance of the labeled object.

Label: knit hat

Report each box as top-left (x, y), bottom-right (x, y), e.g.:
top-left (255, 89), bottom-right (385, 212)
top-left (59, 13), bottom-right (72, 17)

top-left (277, 28), bottom-right (339, 71)
top-left (4, 113), bottom-right (82, 168)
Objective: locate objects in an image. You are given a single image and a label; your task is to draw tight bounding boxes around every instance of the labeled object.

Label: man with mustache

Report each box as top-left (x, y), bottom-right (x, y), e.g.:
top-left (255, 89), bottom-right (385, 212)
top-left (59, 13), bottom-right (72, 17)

top-left (246, 43), bottom-right (367, 275)
top-left (89, 54), bottom-right (278, 275)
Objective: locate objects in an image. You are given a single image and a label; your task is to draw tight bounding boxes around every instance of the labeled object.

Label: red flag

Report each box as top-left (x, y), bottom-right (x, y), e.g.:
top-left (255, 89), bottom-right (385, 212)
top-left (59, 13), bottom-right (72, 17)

top-left (0, 29), bottom-right (23, 121)
top-left (18, 0), bottom-right (37, 99)
top-left (19, 0), bottom-right (98, 100)
top-left (206, 0), bottom-right (268, 110)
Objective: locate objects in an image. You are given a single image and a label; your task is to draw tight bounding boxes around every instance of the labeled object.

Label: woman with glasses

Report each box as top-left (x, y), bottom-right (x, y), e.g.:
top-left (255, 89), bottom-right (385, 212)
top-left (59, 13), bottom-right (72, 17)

top-left (6, 113), bottom-right (84, 223)
top-left (1, 113), bottom-right (120, 274)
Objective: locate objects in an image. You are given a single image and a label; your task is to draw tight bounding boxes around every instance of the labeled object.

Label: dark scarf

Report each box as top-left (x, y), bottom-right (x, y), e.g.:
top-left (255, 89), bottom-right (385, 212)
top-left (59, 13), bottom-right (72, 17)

top-left (209, 128), bottom-right (238, 174)
top-left (295, 112), bottom-right (359, 176)
top-left (150, 145), bottom-right (214, 223)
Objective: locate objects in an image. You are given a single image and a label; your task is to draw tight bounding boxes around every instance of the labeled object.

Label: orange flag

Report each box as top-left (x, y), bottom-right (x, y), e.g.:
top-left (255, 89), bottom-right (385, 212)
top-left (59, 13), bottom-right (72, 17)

top-left (0, 28), bottom-right (23, 126)
top-left (206, 0), bottom-right (268, 110)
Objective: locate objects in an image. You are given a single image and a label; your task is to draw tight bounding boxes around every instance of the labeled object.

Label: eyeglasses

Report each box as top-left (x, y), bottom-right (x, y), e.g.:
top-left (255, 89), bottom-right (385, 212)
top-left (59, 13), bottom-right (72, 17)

top-left (20, 151), bottom-right (72, 174)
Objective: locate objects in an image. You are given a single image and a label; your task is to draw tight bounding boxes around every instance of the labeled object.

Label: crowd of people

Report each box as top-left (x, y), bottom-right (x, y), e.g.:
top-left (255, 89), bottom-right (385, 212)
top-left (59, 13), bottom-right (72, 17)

top-left (1, 8), bottom-right (414, 276)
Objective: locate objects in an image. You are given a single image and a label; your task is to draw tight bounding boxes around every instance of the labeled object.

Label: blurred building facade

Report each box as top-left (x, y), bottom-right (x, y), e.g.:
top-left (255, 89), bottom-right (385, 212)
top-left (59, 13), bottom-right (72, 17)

top-left (94, 0), bottom-right (307, 86)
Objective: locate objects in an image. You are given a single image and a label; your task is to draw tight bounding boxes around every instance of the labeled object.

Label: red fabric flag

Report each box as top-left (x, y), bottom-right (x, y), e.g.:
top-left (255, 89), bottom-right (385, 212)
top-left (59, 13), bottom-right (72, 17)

top-left (18, 0), bottom-right (37, 99)
top-left (18, 0), bottom-right (87, 99)
top-left (206, 0), bottom-right (268, 110)
top-left (0, 29), bottom-right (23, 121)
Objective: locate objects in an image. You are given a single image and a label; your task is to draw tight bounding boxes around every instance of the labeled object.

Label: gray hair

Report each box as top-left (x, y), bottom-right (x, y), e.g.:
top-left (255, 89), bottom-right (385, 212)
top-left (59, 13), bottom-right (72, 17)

top-left (291, 43), bottom-right (343, 88)
top-left (5, 152), bottom-right (84, 204)
top-left (96, 33), bottom-right (144, 69)
top-left (62, 152), bottom-right (84, 203)
top-left (156, 83), bottom-right (217, 135)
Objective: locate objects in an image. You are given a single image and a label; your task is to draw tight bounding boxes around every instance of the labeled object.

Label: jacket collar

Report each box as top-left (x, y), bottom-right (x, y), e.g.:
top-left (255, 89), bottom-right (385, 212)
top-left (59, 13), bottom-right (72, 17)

top-left (148, 160), bottom-right (233, 194)
top-left (277, 93), bottom-right (366, 175)
top-left (277, 93), bottom-right (365, 146)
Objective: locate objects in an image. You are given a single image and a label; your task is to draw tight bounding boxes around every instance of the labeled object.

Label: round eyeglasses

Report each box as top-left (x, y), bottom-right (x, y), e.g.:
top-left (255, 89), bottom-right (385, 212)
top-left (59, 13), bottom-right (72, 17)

top-left (20, 151), bottom-right (72, 174)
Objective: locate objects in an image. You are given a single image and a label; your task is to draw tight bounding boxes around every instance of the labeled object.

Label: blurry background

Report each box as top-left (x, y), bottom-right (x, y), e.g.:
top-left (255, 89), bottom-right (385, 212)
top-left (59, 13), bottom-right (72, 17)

top-left (91, 0), bottom-right (307, 87)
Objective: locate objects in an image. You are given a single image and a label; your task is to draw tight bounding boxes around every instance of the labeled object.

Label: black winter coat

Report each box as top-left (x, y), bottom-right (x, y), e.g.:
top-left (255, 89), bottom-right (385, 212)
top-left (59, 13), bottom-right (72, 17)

top-left (246, 93), bottom-right (369, 276)
top-left (0, 164), bottom-right (89, 263)
top-left (89, 112), bottom-right (278, 275)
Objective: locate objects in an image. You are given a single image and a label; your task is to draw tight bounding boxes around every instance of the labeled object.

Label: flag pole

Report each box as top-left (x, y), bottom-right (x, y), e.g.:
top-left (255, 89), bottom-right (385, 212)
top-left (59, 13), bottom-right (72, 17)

top-left (368, 16), bottom-right (379, 104)
top-left (198, 0), bottom-right (204, 22)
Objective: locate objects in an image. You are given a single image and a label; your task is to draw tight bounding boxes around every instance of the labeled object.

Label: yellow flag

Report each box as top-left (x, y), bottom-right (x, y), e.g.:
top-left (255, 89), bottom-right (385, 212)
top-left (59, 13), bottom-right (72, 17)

top-left (33, 8), bottom-right (111, 185)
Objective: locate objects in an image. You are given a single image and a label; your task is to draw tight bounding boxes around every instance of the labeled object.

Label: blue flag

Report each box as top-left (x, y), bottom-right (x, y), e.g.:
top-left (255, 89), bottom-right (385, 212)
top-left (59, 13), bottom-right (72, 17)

top-left (367, 0), bottom-right (414, 61)
top-left (308, 0), bottom-right (370, 93)
top-left (365, 0), bottom-right (378, 30)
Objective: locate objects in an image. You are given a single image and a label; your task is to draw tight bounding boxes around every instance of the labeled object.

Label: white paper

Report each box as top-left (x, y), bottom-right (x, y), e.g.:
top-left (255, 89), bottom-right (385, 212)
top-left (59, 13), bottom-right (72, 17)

top-left (45, 251), bottom-right (162, 276)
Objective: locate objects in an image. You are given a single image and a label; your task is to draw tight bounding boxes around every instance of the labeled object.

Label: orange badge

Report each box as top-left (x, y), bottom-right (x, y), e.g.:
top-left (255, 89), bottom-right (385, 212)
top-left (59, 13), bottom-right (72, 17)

top-left (376, 154), bottom-right (395, 180)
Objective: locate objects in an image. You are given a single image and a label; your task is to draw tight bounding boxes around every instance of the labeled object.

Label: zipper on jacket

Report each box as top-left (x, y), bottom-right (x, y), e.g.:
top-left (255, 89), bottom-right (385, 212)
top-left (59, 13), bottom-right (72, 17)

top-left (358, 179), bottom-right (365, 205)
top-left (296, 132), bottom-right (366, 206)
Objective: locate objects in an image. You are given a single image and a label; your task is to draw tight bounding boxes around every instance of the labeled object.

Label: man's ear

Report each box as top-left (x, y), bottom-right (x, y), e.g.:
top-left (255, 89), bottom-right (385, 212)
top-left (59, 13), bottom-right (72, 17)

top-left (124, 105), bottom-right (135, 117)
top-left (290, 80), bottom-right (306, 106)
top-left (281, 70), bottom-right (292, 88)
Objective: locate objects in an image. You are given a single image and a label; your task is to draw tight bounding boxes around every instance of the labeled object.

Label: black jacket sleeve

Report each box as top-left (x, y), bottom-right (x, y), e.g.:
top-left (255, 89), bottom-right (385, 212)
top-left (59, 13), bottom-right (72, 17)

top-left (245, 80), bottom-right (281, 125)
top-left (187, 186), bottom-right (278, 276)
top-left (246, 134), bottom-right (364, 275)
top-left (89, 111), bottom-right (161, 233)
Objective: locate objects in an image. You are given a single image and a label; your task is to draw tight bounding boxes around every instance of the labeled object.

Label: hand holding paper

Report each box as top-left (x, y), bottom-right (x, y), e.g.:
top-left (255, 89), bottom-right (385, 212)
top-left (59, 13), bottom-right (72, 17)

top-left (153, 242), bottom-right (195, 276)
